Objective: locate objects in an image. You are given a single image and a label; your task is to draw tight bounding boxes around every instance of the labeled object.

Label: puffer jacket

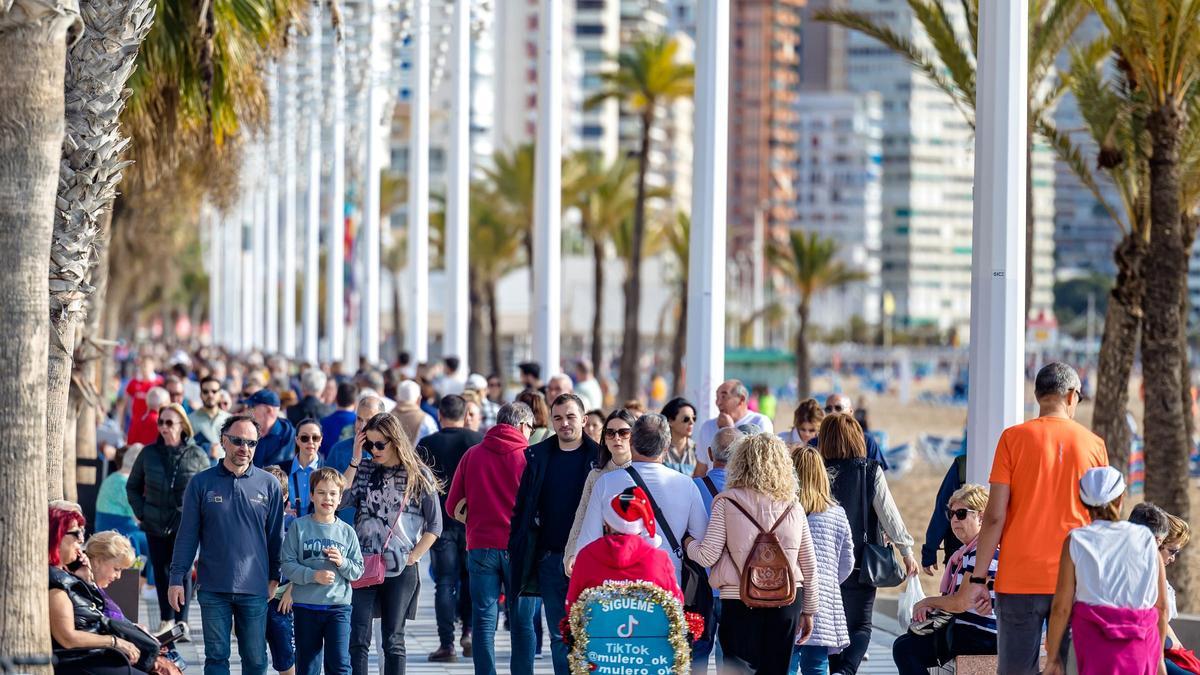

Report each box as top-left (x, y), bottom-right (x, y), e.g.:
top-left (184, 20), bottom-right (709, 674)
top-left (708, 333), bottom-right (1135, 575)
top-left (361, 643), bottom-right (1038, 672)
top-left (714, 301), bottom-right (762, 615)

top-left (49, 566), bottom-right (106, 640)
top-left (126, 439), bottom-right (210, 536)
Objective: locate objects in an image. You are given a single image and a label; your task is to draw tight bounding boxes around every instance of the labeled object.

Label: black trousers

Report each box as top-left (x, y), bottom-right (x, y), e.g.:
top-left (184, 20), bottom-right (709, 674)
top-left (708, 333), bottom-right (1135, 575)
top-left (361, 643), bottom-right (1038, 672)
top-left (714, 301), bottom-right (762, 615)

top-left (147, 531), bottom-right (189, 623)
top-left (892, 622), bottom-right (997, 675)
top-left (430, 524), bottom-right (472, 647)
top-left (55, 649), bottom-right (151, 675)
top-left (717, 593), bottom-right (805, 674)
top-left (350, 563), bottom-right (420, 675)
top-left (828, 576), bottom-right (875, 675)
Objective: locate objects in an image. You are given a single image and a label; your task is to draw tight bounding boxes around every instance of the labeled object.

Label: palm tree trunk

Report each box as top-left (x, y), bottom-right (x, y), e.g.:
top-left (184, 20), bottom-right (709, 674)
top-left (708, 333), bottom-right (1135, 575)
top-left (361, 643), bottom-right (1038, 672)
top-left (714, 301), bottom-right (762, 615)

top-left (486, 279), bottom-right (501, 376)
top-left (1180, 218), bottom-right (1197, 453)
top-left (392, 269), bottom-right (405, 357)
top-left (468, 268), bottom-right (485, 372)
top-left (0, 3), bottom-right (79, 668)
top-left (1141, 105), bottom-right (1192, 609)
top-left (46, 322), bottom-right (77, 499)
top-left (591, 235), bottom-right (605, 379)
top-left (618, 109), bottom-right (655, 400)
top-left (796, 300), bottom-right (812, 400)
top-left (1024, 128), bottom-right (1035, 321)
top-left (670, 281), bottom-right (687, 396)
top-left (1091, 233), bottom-right (1144, 475)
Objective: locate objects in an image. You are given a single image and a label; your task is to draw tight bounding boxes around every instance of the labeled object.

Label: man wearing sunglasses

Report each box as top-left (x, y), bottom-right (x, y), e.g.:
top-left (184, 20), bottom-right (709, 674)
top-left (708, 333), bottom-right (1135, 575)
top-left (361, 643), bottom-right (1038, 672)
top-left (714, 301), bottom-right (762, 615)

top-left (820, 393), bottom-right (889, 470)
top-left (169, 414), bottom-right (285, 675)
top-left (967, 362), bottom-right (1108, 675)
top-left (190, 376), bottom-right (231, 458)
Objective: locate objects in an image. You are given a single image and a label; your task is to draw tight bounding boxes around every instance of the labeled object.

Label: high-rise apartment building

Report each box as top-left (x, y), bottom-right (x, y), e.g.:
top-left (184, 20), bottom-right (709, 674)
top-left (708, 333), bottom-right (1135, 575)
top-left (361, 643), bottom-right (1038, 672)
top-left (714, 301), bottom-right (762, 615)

top-left (727, 0), bottom-right (804, 251)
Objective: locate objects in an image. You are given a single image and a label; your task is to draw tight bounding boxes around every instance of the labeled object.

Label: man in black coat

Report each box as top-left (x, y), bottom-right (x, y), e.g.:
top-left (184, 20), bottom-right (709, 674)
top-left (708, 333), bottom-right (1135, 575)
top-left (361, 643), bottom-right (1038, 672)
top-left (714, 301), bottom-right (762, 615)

top-left (507, 393), bottom-right (599, 675)
top-left (418, 395), bottom-right (484, 662)
top-left (287, 367), bottom-right (333, 426)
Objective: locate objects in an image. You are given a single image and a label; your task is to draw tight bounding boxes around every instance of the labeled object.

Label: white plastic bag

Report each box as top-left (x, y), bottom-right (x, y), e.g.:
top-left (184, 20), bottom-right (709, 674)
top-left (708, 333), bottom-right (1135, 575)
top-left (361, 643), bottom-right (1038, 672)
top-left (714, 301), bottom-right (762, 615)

top-left (898, 577), bottom-right (927, 626)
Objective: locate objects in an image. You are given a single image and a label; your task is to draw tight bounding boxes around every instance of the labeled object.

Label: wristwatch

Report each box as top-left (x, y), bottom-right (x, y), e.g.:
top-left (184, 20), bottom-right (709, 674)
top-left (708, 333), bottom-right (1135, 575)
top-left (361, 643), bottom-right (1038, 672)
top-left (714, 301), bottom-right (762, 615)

top-left (969, 575), bottom-right (988, 585)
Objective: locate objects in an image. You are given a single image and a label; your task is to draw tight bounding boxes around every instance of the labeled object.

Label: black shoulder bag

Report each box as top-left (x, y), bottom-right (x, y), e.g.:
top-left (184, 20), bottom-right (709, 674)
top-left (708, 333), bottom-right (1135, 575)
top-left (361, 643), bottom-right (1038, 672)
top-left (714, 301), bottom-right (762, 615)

top-left (623, 466), bottom-right (713, 623)
top-left (857, 463), bottom-right (905, 588)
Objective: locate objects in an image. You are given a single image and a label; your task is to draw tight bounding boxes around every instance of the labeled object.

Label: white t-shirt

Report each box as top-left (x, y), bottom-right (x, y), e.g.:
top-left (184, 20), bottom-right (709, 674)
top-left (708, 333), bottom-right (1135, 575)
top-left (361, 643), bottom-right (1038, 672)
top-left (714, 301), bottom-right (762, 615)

top-left (576, 461), bottom-right (709, 574)
top-left (575, 378), bottom-right (603, 412)
top-left (1068, 520), bottom-right (1159, 610)
top-left (695, 411), bottom-right (774, 465)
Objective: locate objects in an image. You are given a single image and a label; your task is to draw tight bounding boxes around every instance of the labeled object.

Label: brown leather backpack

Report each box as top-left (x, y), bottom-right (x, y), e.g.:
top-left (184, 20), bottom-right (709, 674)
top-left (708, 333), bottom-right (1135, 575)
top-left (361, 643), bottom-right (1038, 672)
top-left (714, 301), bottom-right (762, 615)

top-left (725, 498), bottom-right (796, 608)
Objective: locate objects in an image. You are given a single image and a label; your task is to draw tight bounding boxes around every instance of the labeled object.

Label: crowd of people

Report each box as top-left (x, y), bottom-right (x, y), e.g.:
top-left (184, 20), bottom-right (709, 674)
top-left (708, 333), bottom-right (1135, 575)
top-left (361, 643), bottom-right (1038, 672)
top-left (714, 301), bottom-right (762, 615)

top-left (48, 349), bottom-right (1196, 675)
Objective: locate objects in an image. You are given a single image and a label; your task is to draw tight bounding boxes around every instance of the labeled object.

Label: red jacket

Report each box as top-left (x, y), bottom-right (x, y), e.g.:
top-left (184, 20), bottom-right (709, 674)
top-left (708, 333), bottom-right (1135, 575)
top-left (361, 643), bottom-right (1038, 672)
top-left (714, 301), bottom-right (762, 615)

top-left (566, 534), bottom-right (683, 610)
top-left (446, 424), bottom-right (528, 550)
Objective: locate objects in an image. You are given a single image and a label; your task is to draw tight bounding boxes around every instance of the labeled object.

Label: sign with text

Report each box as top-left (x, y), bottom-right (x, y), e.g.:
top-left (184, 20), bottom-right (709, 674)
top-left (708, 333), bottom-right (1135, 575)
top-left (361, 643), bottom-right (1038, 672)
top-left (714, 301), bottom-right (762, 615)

top-left (568, 581), bottom-right (689, 675)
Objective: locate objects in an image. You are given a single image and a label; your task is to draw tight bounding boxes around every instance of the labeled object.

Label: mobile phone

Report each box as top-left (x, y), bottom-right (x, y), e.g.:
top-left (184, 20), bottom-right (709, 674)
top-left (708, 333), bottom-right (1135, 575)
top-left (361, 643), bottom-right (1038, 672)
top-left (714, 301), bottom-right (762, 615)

top-left (155, 621), bottom-right (187, 647)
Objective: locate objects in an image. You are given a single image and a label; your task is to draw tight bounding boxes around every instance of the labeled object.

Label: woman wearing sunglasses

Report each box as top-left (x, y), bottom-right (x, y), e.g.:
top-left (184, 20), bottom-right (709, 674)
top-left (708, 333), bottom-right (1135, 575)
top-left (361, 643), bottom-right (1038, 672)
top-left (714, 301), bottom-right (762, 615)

top-left (285, 418), bottom-right (324, 515)
top-left (340, 412), bottom-right (442, 675)
top-left (661, 397), bottom-right (698, 476)
top-left (563, 409), bottom-right (638, 576)
top-left (125, 401), bottom-right (209, 636)
top-left (891, 484), bottom-right (998, 673)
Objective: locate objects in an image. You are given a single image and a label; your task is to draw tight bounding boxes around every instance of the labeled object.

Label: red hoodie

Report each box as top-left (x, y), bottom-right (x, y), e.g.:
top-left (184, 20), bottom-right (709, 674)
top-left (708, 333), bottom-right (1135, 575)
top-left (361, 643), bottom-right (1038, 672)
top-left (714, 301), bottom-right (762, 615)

top-left (566, 534), bottom-right (683, 610)
top-left (446, 423), bottom-right (529, 550)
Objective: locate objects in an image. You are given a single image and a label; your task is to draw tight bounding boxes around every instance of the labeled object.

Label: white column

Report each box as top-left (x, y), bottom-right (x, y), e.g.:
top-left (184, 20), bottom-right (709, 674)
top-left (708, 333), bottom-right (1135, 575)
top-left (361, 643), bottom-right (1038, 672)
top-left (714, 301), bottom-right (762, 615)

top-left (407, 0), bottom-right (431, 364)
top-left (282, 48), bottom-right (299, 358)
top-left (253, 163), bottom-right (267, 350)
top-left (327, 39), bottom-right (347, 363)
top-left (532, 0), bottom-right (562, 378)
top-left (684, 0), bottom-right (729, 424)
top-left (303, 4), bottom-right (321, 365)
top-left (265, 73), bottom-right (281, 353)
top-left (445, 0), bottom-right (471, 368)
top-left (361, 0), bottom-right (386, 365)
top-left (208, 208), bottom-right (221, 346)
top-left (241, 191), bottom-right (255, 352)
top-left (965, 0), bottom-right (1027, 484)
top-left (224, 211), bottom-right (239, 350)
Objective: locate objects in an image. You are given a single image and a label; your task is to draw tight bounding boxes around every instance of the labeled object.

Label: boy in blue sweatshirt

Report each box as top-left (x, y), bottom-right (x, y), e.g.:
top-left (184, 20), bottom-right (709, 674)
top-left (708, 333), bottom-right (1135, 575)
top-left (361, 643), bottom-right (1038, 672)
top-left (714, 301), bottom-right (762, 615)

top-left (280, 467), bottom-right (364, 675)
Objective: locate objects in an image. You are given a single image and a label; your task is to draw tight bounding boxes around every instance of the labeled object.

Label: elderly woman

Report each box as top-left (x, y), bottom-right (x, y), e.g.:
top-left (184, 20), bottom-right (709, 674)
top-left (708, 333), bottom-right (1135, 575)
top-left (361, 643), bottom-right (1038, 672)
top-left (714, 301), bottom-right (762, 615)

top-left (891, 484), bottom-right (998, 673)
top-left (48, 506), bottom-right (150, 674)
top-left (684, 433), bottom-right (819, 673)
top-left (126, 402), bottom-right (209, 633)
top-left (564, 409), bottom-right (638, 575)
top-left (84, 531), bottom-right (139, 621)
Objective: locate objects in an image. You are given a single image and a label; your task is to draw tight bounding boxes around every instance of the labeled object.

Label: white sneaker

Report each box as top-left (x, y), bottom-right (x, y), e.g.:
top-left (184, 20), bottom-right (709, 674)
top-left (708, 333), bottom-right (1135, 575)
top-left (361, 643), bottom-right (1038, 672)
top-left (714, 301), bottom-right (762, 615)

top-left (156, 620), bottom-right (175, 635)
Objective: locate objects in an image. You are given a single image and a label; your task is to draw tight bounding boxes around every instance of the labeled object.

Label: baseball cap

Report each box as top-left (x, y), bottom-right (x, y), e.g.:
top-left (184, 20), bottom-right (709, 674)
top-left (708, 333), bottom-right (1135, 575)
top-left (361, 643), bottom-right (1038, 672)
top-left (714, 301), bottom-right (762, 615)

top-left (244, 389), bottom-right (281, 408)
top-left (1079, 466), bottom-right (1125, 507)
top-left (465, 373), bottom-right (488, 392)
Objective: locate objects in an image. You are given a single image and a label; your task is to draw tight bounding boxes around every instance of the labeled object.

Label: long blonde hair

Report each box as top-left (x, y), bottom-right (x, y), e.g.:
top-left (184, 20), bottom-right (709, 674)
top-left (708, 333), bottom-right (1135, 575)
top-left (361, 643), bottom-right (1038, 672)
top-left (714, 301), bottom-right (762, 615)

top-left (792, 445), bottom-right (835, 514)
top-left (363, 413), bottom-right (440, 503)
top-left (726, 433), bottom-right (799, 502)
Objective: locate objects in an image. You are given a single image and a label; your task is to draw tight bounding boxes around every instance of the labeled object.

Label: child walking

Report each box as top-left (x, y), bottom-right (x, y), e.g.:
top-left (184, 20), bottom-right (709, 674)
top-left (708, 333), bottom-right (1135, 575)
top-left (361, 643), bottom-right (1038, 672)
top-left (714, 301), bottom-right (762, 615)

top-left (281, 467), bottom-right (365, 675)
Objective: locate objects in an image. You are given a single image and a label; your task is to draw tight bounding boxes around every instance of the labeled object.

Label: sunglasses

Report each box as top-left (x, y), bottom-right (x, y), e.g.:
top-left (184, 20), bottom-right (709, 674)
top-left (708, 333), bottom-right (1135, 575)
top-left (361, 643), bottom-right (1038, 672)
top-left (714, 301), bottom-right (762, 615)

top-left (224, 435), bottom-right (259, 449)
top-left (604, 427), bottom-right (632, 439)
top-left (298, 434), bottom-right (322, 443)
top-left (157, 419), bottom-right (177, 428)
top-left (678, 416), bottom-right (696, 424)
top-left (945, 508), bottom-right (977, 521)
top-left (362, 440), bottom-right (389, 452)
top-left (65, 529), bottom-right (85, 540)
top-left (1162, 545), bottom-right (1182, 560)
top-left (824, 405), bottom-right (848, 413)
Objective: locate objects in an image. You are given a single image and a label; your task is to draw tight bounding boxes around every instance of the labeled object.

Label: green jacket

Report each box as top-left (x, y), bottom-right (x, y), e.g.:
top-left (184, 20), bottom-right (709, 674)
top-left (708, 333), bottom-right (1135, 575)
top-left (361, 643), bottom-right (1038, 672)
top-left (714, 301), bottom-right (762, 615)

top-left (126, 440), bottom-right (210, 537)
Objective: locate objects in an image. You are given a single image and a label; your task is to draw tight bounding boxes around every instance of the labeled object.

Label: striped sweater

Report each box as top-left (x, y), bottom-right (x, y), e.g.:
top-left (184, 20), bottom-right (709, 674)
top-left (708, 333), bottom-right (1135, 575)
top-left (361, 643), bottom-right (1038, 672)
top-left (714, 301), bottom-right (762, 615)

top-left (805, 505), bottom-right (855, 650)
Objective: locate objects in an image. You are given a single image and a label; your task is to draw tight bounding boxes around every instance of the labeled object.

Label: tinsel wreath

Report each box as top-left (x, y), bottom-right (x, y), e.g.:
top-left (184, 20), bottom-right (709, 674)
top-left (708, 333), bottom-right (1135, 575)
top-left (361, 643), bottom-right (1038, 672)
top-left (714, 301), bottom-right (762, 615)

top-left (565, 580), bottom-right (697, 675)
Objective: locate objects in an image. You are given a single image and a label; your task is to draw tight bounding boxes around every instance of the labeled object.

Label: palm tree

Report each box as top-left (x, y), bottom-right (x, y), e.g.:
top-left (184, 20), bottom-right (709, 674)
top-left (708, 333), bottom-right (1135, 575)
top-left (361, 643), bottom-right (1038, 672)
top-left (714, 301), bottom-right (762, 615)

top-left (1083, 0), bottom-right (1200, 552)
top-left (587, 35), bottom-right (694, 400)
top-left (769, 232), bottom-right (867, 400)
top-left (483, 144), bottom-right (536, 290)
top-left (0, 0), bottom-right (81, 666)
top-left (470, 189), bottom-right (526, 374)
top-left (563, 151), bottom-right (640, 378)
top-left (816, 0), bottom-right (1087, 321)
top-left (46, 0), bottom-right (155, 501)
top-left (662, 212), bottom-right (689, 396)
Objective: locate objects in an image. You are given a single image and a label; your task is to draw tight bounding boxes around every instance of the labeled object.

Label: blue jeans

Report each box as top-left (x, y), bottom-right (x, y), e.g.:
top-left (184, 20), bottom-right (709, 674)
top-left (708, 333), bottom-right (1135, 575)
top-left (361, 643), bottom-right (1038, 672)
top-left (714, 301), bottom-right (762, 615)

top-left (294, 605), bottom-right (352, 675)
top-left (265, 598), bottom-right (295, 672)
top-left (197, 590), bottom-right (269, 675)
top-left (789, 645), bottom-right (829, 675)
top-left (467, 548), bottom-right (535, 675)
top-left (431, 524), bottom-right (471, 647)
top-left (536, 551), bottom-right (570, 675)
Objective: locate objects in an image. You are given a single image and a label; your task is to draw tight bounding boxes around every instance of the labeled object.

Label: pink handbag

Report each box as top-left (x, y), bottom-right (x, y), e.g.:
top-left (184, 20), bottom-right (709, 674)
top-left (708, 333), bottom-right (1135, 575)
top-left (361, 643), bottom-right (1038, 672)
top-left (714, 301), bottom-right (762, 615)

top-left (351, 510), bottom-right (402, 590)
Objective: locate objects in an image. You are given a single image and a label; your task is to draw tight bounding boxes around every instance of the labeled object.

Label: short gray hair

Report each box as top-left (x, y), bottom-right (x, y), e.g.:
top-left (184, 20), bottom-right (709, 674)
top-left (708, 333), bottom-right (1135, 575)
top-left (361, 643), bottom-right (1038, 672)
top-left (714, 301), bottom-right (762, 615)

top-left (710, 427), bottom-right (743, 464)
top-left (1034, 362), bottom-right (1082, 400)
top-left (730, 380), bottom-right (749, 401)
top-left (397, 380), bottom-right (421, 403)
top-left (497, 402), bottom-right (534, 428)
top-left (632, 413), bottom-right (671, 459)
top-left (357, 395), bottom-right (386, 416)
top-left (1130, 502), bottom-right (1171, 541)
top-left (300, 368), bottom-right (327, 396)
top-left (121, 444), bottom-right (144, 471)
top-left (146, 386), bottom-right (169, 410)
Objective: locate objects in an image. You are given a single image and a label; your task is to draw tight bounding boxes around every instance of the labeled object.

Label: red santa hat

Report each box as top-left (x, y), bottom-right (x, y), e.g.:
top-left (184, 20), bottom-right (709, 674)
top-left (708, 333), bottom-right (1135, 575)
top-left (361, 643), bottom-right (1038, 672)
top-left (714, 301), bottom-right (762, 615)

top-left (603, 487), bottom-right (662, 547)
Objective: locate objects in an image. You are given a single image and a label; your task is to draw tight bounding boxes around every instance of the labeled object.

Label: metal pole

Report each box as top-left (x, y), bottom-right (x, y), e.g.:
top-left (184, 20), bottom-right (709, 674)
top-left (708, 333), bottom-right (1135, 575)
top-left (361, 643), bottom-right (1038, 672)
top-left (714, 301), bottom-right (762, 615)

top-left (445, 0), bottom-right (471, 370)
top-left (684, 0), bottom-right (729, 424)
top-left (361, 0), bottom-right (386, 365)
top-left (282, 47), bottom-right (298, 358)
top-left (532, 0), bottom-right (562, 378)
top-left (207, 208), bottom-right (220, 346)
top-left (303, 1), bottom-right (321, 364)
top-left (407, 0), bottom-right (431, 364)
top-left (241, 189), bottom-right (255, 353)
top-left (965, 0), bottom-right (1027, 484)
top-left (327, 37), bottom-right (347, 363)
top-left (253, 158), bottom-right (267, 350)
top-left (265, 69), bottom-right (281, 353)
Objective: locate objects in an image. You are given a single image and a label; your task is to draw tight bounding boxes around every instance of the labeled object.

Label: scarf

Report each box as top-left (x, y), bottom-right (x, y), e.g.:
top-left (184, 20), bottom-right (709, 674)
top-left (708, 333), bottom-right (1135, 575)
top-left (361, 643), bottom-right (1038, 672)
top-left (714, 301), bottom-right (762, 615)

top-left (940, 536), bottom-right (979, 596)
